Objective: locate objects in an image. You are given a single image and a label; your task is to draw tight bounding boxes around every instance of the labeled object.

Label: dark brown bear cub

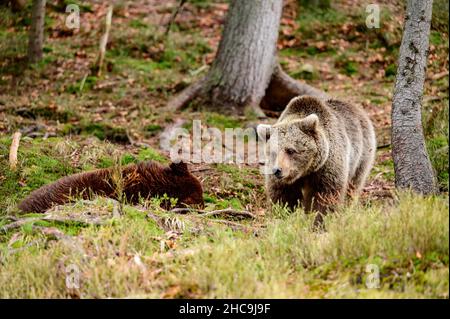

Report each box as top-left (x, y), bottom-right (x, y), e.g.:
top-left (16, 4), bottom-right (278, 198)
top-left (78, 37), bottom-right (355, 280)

top-left (18, 161), bottom-right (204, 213)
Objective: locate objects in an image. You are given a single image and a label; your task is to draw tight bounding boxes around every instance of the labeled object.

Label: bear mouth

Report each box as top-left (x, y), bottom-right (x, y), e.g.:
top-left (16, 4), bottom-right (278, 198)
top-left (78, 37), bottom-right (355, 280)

top-left (271, 173), bottom-right (297, 184)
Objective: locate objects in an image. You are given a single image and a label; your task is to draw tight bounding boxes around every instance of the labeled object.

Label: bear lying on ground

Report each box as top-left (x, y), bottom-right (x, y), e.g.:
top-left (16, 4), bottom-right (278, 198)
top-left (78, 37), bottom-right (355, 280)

top-left (257, 96), bottom-right (376, 215)
top-left (18, 161), bottom-right (204, 213)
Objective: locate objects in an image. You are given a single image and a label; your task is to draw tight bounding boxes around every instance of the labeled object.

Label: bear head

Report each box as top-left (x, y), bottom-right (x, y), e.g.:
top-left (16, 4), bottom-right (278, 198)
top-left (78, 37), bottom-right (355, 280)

top-left (257, 114), bottom-right (330, 184)
top-left (168, 161), bottom-right (205, 208)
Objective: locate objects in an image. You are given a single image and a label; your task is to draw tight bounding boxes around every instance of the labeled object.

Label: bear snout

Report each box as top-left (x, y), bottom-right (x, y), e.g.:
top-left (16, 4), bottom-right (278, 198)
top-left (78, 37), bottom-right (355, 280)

top-left (272, 167), bottom-right (283, 179)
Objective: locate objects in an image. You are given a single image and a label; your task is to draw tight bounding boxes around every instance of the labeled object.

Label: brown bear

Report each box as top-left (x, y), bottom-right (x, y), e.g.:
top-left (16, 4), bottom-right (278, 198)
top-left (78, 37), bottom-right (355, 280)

top-left (257, 95), bottom-right (376, 215)
top-left (18, 161), bottom-right (204, 213)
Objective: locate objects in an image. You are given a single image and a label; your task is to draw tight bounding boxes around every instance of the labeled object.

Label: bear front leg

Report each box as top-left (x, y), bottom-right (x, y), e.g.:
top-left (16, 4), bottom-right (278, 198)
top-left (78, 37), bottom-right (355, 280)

top-left (308, 177), bottom-right (348, 227)
top-left (266, 177), bottom-right (303, 211)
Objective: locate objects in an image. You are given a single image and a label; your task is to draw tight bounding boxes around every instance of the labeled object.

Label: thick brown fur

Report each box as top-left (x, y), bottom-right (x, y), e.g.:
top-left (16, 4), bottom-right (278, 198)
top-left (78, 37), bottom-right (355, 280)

top-left (257, 95), bottom-right (376, 214)
top-left (18, 161), bottom-right (204, 213)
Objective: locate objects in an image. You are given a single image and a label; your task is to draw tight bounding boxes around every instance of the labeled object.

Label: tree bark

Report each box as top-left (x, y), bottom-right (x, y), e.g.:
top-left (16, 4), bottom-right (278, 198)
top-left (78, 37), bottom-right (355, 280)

top-left (165, 0), bottom-right (328, 116)
top-left (391, 0), bottom-right (437, 194)
top-left (201, 0), bottom-right (283, 114)
top-left (261, 63), bottom-right (329, 111)
top-left (28, 0), bottom-right (46, 64)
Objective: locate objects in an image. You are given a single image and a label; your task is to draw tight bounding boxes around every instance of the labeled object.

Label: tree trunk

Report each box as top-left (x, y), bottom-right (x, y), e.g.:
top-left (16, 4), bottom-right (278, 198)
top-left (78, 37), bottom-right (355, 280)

top-left (391, 0), bottom-right (437, 194)
top-left (165, 0), bottom-right (328, 116)
top-left (201, 0), bottom-right (283, 114)
top-left (28, 0), bottom-right (46, 64)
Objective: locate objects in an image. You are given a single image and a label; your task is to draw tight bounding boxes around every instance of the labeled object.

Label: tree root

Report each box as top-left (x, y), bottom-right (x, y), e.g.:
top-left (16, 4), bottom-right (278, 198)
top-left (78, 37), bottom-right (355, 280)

top-left (163, 76), bottom-right (207, 112)
top-left (163, 63), bottom-right (327, 114)
top-left (261, 64), bottom-right (329, 112)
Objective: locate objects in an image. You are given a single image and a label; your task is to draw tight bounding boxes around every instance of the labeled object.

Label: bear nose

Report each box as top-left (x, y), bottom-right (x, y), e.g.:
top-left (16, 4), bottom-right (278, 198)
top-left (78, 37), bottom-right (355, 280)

top-left (272, 167), bottom-right (282, 178)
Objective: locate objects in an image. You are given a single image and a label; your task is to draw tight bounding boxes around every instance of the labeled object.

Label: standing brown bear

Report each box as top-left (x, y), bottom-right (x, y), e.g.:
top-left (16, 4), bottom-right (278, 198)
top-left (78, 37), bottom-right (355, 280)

top-left (257, 96), bottom-right (376, 215)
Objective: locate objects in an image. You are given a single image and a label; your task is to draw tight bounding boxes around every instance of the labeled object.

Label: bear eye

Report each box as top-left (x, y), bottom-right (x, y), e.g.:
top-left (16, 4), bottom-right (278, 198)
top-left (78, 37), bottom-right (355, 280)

top-left (285, 148), bottom-right (296, 155)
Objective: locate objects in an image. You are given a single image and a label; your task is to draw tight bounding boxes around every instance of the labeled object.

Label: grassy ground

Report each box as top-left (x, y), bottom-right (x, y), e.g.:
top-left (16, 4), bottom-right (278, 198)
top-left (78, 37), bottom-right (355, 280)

top-left (0, 0), bottom-right (448, 298)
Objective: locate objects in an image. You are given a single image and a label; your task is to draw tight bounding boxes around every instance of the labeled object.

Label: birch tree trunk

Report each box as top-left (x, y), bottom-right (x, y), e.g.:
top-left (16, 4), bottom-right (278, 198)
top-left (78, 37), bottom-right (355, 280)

top-left (28, 0), bottom-right (46, 64)
top-left (165, 0), bottom-right (325, 115)
top-left (391, 0), bottom-right (437, 194)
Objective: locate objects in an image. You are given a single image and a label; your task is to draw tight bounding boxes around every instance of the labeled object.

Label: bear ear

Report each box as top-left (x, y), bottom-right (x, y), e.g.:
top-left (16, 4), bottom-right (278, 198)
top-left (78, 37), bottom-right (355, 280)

top-left (170, 161), bottom-right (189, 176)
top-left (298, 114), bottom-right (319, 132)
top-left (256, 124), bottom-right (272, 141)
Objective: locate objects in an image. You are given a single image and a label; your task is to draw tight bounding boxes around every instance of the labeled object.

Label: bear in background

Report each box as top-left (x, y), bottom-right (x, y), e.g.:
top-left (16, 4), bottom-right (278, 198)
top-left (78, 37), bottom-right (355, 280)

top-left (18, 161), bottom-right (204, 213)
top-left (257, 95), bottom-right (376, 215)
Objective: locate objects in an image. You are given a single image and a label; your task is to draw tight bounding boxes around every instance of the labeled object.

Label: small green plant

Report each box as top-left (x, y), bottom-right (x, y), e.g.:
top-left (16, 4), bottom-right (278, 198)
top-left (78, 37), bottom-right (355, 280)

top-left (334, 53), bottom-right (359, 76)
top-left (137, 147), bottom-right (168, 163)
top-left (385, 63), bottom-right (397, 77)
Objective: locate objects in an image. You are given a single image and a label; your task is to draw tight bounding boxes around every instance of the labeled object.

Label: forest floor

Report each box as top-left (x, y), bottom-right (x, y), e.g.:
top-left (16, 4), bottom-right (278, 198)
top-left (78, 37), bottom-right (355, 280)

top-left (0, 0), bottom-right (448, 298)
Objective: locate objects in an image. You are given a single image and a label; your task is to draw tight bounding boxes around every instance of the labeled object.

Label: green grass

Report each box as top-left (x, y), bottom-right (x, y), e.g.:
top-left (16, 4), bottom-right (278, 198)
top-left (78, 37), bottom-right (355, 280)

top-left (167, 193), bottom-right (448, 298)
top-left (0, 192), bottom-right (447, 298)
top-left (423, 100), bottom-right (449, 191)
top-left (205, 113), bottom-right (241, 130)
top-left (371, 157), bottom-right (395, 182)
top-left (296, 6), bottom-right (347, 40)
top-left (137, 147), bottom-right (168, 164)
top-left (334, 53), bottom-right (359, 76)
top-left (0, 137), bottom-right (78, 215)
top-left (0, 0), bottom-right (448, 299)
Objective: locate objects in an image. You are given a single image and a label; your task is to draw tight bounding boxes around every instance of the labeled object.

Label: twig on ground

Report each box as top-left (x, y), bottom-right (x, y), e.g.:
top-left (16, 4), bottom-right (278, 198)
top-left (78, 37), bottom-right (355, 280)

top-left (164, 0), bottom-right (187, 36)
top-left (9, 131), bottom-right (21, 171)
top-left (0, 213), bottom-right (106, 233)
top-left (2, 240), bottom-right (41, 257)
top-left (96, 5), bottom-right (113, 76)
top-left (169, 207), bottom-right (256, 219)
top-left (202, 209), bottom-right (256, 219)
top-left (190, 167), bottom-right (213, 173)
top-left (430, 71), bottom-right (449, 81)
top-left (32, 225), bottom-right (67, 240)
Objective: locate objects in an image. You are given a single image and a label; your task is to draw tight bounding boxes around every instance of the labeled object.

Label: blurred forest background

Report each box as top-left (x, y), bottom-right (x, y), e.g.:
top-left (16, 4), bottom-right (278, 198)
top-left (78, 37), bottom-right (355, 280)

top-left (0, 0), bottom-right (448, 298)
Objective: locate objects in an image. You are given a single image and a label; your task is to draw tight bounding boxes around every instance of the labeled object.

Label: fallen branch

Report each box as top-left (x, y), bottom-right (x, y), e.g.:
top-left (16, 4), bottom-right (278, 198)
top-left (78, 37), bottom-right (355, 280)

top-left (164, 0), bottom-right (187, 36)
top-left (2, 240), bottom-right (41, 258)
top-left (189, 167), bottom-right (213, 173)
top-left (0, 213), bottom-right (106, 233)
top-left (169, 207), bottom-right (256, 220)
top-left (9, 131), bottom-right (21, 171)
top-left (1, 217), bottom-right (40, 233)
top-left (430, 70), bottom-right (448, 81)
top-left (96, 5), bottom-right (113, 76)
top-left (201, 208), bottom-right (256, 219)
top-left (32, 225), bottom-right (67, 240)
